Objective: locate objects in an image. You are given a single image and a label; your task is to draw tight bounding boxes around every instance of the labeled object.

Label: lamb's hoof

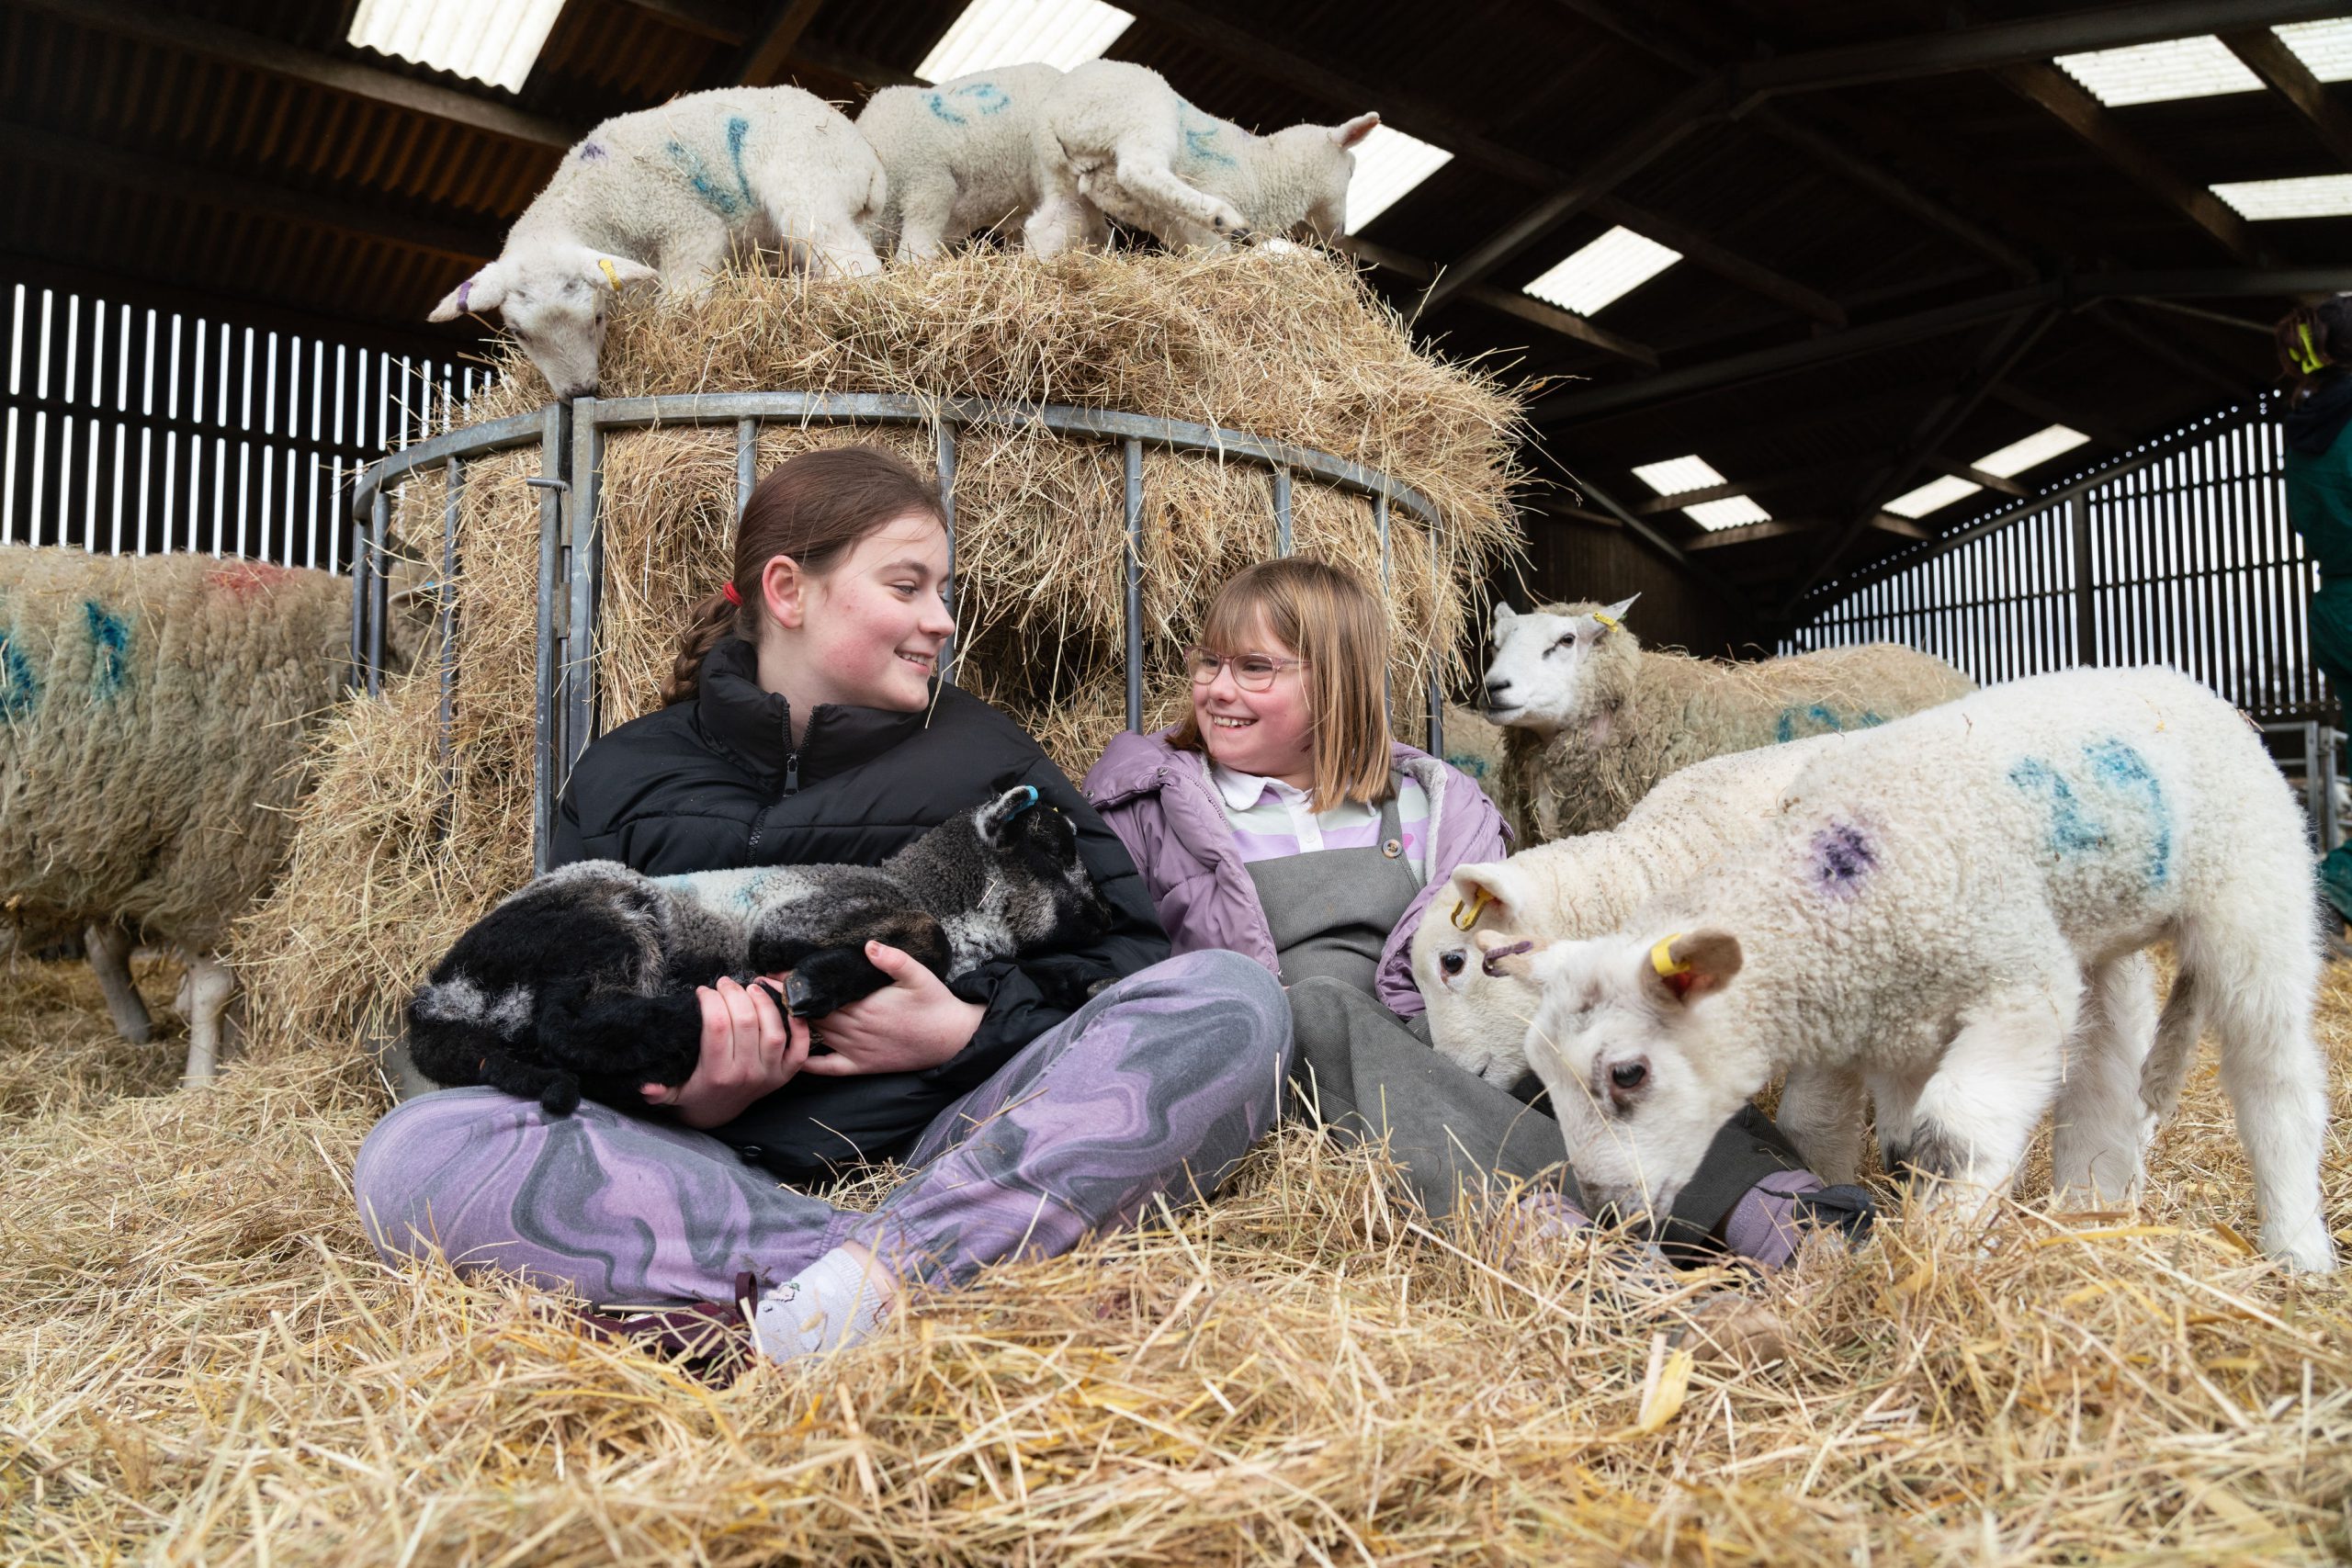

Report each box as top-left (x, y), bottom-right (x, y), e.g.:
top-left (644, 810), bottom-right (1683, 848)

top-left (539, 1078), bottom-right (583, 1117)
top-left (782, 974), bottom-right (828, 1018)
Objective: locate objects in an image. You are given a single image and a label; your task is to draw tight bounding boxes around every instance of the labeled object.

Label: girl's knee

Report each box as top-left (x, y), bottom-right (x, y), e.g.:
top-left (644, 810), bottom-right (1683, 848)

top-left (353, 1088), bottom-right (544, 1264)
top-left (1161, 947), bottom-right (1288, 1021)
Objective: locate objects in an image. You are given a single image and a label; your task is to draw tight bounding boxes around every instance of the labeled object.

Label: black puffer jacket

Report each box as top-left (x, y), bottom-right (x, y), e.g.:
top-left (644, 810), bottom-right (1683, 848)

top-left (550, 637), bottom-right (1170, 1182)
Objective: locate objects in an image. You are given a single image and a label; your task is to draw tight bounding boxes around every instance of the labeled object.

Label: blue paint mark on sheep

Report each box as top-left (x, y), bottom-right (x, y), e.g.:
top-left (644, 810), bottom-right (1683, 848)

top-left (83, 601), bottom-right (129, 698)
top-left (1178, 102), bottom-right (1237, 167)
top-left (0, 626), bottom-right (37, 720)
top-left (1809, 818), bottom-right (1877, 899)
top-left (924, 83), bottom-right (1012, 125)
top-left (665, 116), bottom-right (755, 220)
top-left (2085, 738), bottom-right (2171, 886)
top-left (1775, 705), bottom-right (1853, 743)
top-left (2009, 757), bottom-right (2106, 859)
top-left (578, 141), bottom-right (608, 161)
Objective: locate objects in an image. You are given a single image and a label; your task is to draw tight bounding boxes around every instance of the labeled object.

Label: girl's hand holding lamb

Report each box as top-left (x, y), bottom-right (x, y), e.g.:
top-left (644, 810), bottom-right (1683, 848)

top-left (646, 976), bottom-right (812, 1129)
top-left (796, 942), bottom-right (985, 1077)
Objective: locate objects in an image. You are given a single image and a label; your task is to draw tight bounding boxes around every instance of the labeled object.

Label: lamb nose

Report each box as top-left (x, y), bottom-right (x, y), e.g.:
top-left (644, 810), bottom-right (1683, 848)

top-left (1486, 677), bottom-right (1511, 695)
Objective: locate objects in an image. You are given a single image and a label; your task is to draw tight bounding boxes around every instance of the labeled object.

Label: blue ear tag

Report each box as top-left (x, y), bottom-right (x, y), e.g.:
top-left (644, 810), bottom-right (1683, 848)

top-left (1007, 784), bottom-right (1041, 818)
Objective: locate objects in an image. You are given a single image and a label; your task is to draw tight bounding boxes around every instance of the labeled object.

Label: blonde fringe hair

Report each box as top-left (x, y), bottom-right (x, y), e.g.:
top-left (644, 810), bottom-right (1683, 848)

top-left (1169, 558), bottom-right (1395, 811)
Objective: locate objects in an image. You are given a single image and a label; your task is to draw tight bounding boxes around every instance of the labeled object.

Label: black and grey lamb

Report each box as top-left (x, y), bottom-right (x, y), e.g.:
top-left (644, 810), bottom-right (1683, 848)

top-left (406, 784), bottom-right (1114, 1114)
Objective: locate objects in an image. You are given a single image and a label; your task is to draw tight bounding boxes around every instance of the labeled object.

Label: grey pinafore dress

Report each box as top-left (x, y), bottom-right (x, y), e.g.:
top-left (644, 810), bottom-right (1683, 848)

top-left (1247, 790), bottom-right (1578, 1217)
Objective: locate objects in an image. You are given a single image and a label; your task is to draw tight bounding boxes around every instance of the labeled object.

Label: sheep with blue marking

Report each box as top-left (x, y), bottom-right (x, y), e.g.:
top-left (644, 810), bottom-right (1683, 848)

top-left (1483, 596), bottom-right (1975, 842)
top-left (1028, 61), bottom-right (1378, 255)
top-left (855, 63), bottom-right (1091, 262)
top-left (0, 546), bottom-right (424, 1084)
top-left (406, 784), bottom-right (1114, 1115)
top-left (430, 85), bottom-right (886, 399)
top-left (1484, 666), bottom-right (2336, 1273)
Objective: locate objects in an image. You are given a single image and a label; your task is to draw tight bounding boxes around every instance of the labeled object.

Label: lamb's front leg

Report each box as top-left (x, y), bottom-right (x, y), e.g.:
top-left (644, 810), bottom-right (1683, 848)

top-left (83, 919), bottom-right (152, 1044)
top-left (1894, 988), bottom-right (2072, 1227)
top-left (1773, 1063), bottom-right (1868, 1186)
top-left (1107, 141), bottom-right (1250, 246)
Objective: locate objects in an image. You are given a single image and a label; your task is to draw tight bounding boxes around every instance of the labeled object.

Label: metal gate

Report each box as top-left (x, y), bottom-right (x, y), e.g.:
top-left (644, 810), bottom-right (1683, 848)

top-left (349, 394), bottom-right (1453, 873)
top-left (1788, 400), bottom-right (2325, 720)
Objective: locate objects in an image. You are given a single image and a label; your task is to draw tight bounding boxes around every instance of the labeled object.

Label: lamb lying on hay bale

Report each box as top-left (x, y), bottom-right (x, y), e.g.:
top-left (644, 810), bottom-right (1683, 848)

top-left (1486, 595), bottom-right (1975, 842)
top-left (236, 245), bottom-right (1525, 1089)
top-left (0, 547), bottom-right (422, 1084)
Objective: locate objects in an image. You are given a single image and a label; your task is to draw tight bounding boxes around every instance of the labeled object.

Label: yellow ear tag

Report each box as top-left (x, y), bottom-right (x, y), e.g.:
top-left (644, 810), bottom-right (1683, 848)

top-left (598, 256), bottom-right (622, 291)
top-left (1650, 933), bottom-right (1691, 978)
top-left (1592, 611), bottom-right (1621, 631)
top-left (1450, 886), bottom-right (1495, 931)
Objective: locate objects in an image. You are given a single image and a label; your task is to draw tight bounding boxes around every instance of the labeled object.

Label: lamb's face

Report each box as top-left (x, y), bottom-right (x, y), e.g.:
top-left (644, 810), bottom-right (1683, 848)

top-left (974, 786), bottom-right (1114, 950)
top-left (1481, 595), bottom-right (1639, 736)
top-left (1274, 112), bottom-right (1379, 240)
top-left (1413, 864), bottom-right (1544, 1089)
top-left (428, 246), bottom-right (657, 400)
top-left (1495, 929), bottom-right (1758, 1224)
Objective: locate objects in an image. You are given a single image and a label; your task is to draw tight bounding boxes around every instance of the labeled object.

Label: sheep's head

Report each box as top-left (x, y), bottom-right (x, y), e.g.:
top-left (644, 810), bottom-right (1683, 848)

top-left (1412, 859), bottom-right (1549, 1089)
top-left (429, 243), bottom-right (658, 400)
top-left (1271, 112), bottom-right (1381, 241)
top-left (1481, 595), bottom-right (1640, 736)
top-left (1486, 927), bottom-right (1762, 1225)
top-left (971, 785), bottom-right (1114, 952)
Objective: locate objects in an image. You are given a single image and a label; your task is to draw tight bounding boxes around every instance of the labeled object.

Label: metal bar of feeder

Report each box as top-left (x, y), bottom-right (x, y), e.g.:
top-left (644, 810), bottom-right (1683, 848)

top-left (346, 505), bottom-right (368, 695)
top-left (936, 419), bottom-right (958, 686)
top-left (347, 410), bottom-right (558, 520)
top-left (438, 457), bottom-right (461, 797)
top-left (1125, 436), bottom-right (1144, 732)
top-left (1375, 490), bottom-right (1392, 727)
top-left (1273, 466), bottom-right (1292, 557)
top-left (528, 410), bottom-right (568, 874)
top-left (564, 398), bottom-right (604, 782)
top-left (367, 491), bottom-right (389, 699)
top-left (1425, 513), bottom-right (1444, 758)
top-left (735, 418), bottom-right (757, 517)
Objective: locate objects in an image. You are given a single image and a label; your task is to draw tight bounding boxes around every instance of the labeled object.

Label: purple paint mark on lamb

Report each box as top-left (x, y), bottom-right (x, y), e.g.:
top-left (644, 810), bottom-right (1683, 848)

top-left (579, 141), bottom-right (608, 161)
top-left (1809, 819), bottom-right (1876, 898)
top-left (455, 278), bottom-right (471, 310)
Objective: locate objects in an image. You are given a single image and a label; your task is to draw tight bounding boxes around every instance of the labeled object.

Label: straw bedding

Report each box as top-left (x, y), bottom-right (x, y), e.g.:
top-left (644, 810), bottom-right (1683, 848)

top-left (233, 248), bottom-right (1521, 1066)
top-left (3, 945), bottom-right (2346, 1563)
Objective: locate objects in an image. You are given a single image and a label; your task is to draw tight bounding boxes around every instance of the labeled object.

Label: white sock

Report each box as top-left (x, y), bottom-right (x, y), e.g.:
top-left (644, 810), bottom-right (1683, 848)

top-left (752, 1247), bottom-right (892, 1362)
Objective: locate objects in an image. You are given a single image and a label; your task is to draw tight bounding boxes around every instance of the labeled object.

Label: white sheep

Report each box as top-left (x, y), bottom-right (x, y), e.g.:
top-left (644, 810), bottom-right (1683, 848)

top-left (1486, 666), bottom-right (2335, 1273)
top-left (1028, 61), bottom-right (1377, 254)
top-left (0, 547), bottom-right (424, 1085)
top-left (854, 63), bottom-right (1095, 262)
top-left (1483, 596), bottom-right (1975, 842)
top-left (430, 85), bottom-right (886, 398)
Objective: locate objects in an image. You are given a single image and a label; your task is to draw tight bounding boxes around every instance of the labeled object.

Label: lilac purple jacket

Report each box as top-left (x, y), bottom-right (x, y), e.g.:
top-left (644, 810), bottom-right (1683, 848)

top-left (1081, 729), bottom-right (1512, 1016)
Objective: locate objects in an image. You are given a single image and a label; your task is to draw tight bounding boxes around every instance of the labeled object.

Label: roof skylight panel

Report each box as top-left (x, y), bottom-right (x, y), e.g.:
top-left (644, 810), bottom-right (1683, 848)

top-left (2212, 175), bottom-right (2352, 220)
top-left (917, 0), bottom-right (1134, 83)
top-left (1521, 227), bottom-right (1682, 316)
top-left (2052, 36), bottom-right (2261, 107)
top-left (2275, 19), bottom-right (2352, 82)
top-left (347, 0), bottom-right (567, 94)
top-left (1683, 496), bottom-right (1771, 531)
top-left (1884, 475), bottom-right (1984, 520)
top-left (1974, 424), bottom-right (2089, 479)
top-left (1343, 126), bottom-right (1453, 233)
top-left (1630, 454), bottom-right (1726, 496)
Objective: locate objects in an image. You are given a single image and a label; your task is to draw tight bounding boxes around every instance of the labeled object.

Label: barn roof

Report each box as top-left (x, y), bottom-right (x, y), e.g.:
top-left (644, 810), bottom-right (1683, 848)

top-left (6, 0), bottom-right (2346, 625)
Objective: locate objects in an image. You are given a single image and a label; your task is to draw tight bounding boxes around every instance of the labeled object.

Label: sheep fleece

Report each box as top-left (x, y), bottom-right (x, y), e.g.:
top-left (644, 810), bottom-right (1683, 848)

top-left (0, 547), bottom-right (350, 950)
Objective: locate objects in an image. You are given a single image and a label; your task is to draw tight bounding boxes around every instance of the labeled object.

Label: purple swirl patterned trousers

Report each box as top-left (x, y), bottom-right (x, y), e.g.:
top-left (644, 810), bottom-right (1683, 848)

top-left (354, 950), bottom-right (1293, 1305)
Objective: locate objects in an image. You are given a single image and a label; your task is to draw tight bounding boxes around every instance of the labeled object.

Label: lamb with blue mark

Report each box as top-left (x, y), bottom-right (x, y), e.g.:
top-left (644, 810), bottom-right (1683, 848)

top-left (1482, 665), bottom-right (2337, 1273)
top-left (854, 63), bottom-right (1083, 263)
top-left (406, 784), bottom-right (1115, 1116)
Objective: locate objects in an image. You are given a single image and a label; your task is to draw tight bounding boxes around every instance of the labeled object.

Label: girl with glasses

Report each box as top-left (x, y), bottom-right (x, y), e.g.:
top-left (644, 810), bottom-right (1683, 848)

top-left (1085, 558), bottom-right (1867, 1269)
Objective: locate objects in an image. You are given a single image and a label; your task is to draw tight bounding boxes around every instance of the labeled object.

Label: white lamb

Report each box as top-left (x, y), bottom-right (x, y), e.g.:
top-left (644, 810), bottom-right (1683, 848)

top-left (1482, 596), bottom-right (1974, 842)
top-left (431, 86), bottom-right (886, 398)
top-left (1028, 61), bottom-right (1378, 254)
top-left (1485, 666), bottom-right (2336, 1273)
top-left (854, 63), bottom-right (1095, 262)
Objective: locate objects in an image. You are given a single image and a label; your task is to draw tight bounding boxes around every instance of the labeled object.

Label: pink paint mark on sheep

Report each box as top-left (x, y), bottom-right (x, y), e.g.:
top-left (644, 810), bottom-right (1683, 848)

top-left (207, 561), bottom-right (295, 601)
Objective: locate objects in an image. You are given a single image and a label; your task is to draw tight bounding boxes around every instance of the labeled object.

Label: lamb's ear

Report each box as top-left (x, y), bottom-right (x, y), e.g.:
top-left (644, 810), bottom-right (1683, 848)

top-left (1493, 602), bottom-right (1518, 628)
top-left (1332, 112), bottom-right (1381, 150)
top-left (977, 784), bottom-right (1044, 846)
top-left (592, 254), bottom-right (660, 292)
top-left (430, 266), bottom-right (504, 321)
top-left (1472, 928), bottom-right (1544, 983)
top-left (1444, 861), bottom-right (1526, 934)
top-left (1602, 592), bottom-right (1640, 624)
top-left (1643, 928), bottom-right (1740, 1004)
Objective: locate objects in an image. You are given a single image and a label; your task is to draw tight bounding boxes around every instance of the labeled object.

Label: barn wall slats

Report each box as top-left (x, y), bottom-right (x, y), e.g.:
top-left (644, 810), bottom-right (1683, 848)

top-left (0, 275), bottom-right (486, 571)
top-left (1790, 404), bottom-right (2328, 722)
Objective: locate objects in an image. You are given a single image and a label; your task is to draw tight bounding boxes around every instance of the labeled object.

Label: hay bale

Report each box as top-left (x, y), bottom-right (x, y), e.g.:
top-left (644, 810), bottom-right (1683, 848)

top-left (237, 249), bottom-right (1523, 1059)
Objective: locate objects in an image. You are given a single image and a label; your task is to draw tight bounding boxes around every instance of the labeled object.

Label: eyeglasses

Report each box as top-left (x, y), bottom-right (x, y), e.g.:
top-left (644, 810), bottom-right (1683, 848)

top-left (1186, 647), bottom-right (1308, 692)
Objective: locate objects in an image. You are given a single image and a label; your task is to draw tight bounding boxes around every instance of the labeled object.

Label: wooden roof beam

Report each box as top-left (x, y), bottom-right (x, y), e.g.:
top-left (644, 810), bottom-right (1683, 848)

top-left (16, 0), bottom-right (577, 149)
top-left (1986, 381), bottom-right (2135, 448)
top-left (1341, 238), bottom-right (1659, 365)
top-left (1998, 63), bottom-right (2268, 265)
top-left (2222, 28), bottom-right (2352, 171)
top-left (1685, 519), bottom-right (1818, 549)
top-left (1928, 457), bottom-right (2031, 498)
top-left (731, 0), bottom-right (828, 86)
